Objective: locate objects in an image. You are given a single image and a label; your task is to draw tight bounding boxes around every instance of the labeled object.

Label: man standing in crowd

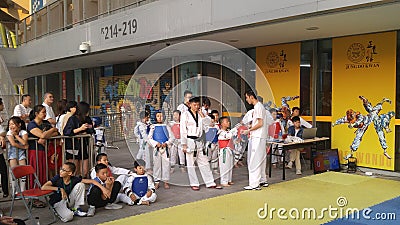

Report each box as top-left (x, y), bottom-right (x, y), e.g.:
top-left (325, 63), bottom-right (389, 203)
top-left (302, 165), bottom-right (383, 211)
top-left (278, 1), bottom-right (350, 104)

top-left (43, 92), bottom-right (56, 126)
top-left (180, 97), bottom-right (219, 190)
top-left (242, 90), bottom-right (273, 190)
top-left (177, 90), bottom-right (192, 114)
top-left (13, 94), bottom-right (32, 124)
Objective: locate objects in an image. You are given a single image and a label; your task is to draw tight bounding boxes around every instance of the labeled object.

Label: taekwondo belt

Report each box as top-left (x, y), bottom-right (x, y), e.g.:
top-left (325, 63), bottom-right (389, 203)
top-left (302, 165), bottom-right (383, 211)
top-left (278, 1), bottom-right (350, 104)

top-left (187, 136), bottom-right (207, 156)
top-left (155, 146), bottom-right (169, 158)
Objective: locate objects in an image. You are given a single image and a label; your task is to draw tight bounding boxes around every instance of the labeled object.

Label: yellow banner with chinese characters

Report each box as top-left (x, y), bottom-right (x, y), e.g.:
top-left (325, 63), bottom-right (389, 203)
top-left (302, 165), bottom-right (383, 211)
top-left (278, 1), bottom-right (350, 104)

top-left (256, 42), bottom-right (300, 106)
top-left (332, 31), bottom-right (396, 170)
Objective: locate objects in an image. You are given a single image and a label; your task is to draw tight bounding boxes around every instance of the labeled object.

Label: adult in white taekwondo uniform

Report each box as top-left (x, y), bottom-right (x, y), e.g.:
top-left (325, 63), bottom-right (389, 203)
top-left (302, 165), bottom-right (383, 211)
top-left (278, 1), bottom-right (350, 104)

top-left (242, 90), bottom-right (273, 190)
top-left (180, 97), bottom-right (219, 191)
top-left (177, 90), bottom-right (192, 113)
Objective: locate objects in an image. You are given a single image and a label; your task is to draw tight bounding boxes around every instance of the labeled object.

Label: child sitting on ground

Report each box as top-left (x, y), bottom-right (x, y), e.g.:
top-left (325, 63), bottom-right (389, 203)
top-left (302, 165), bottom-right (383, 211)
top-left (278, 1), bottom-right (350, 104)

top-left (90, 153), bottom-right (133, 187)
top-left (87, 163), bottom-right (124, 216)
top-left (41, 162), bottom-right (108, 222)
top-left (122, 159), bottom-right (157, 206)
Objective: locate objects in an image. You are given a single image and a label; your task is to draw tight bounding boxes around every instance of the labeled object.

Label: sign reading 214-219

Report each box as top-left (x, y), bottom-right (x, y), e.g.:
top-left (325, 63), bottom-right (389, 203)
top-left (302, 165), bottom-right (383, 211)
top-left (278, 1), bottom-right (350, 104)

top-left (100, 19), bottom-right (138, 40)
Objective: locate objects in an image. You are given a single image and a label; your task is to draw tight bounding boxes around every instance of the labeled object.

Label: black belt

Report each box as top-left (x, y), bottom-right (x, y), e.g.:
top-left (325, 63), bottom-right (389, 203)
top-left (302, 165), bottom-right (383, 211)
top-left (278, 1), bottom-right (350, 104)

top-left (187, 136), bottom-right (202, 141)
top-left (187, 136), bottom-right (206, 156)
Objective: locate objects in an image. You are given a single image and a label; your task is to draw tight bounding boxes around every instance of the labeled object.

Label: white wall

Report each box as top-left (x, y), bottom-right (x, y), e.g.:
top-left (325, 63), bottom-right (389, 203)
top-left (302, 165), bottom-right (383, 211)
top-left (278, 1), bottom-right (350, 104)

top-left (15, 0), bottom-right (380, 67)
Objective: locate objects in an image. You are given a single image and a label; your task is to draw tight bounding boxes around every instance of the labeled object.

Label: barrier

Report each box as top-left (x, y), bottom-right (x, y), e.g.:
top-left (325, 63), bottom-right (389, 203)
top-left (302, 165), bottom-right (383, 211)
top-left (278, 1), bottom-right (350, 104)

top-left (4, 134), bottom-right (95, 191)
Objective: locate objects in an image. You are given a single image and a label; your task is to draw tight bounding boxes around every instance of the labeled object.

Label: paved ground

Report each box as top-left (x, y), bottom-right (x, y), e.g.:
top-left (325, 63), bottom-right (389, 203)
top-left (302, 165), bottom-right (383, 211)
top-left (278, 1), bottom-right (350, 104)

top-left (1, 141), bottom-right (399, 225)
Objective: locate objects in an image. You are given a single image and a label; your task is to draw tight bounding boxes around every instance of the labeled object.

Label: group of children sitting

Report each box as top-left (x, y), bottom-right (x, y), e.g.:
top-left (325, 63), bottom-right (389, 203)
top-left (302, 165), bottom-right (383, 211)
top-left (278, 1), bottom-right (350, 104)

top-left (41, 153), bottom-right (155, 222)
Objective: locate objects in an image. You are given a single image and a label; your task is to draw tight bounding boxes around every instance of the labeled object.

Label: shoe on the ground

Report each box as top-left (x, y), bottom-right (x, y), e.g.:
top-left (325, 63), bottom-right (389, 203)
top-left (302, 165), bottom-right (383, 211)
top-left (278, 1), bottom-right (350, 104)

top-left (73, 208), bottom-right (87, 217)
top-left (154, 182), bottom-right (160, 189)
top-left (296, 170), bottom-right (302, 175)
top-left (243, 185), bottom-right (261, 190)
top-left (285, 161), bottom-right (293, 169)
top-left (259, 182), bottom-right (269, 187)
top-left (170, 167), bottom-right (175, 174)
top-left (180, 167), bottom-right (186, 173)
top-left (105, 203), bottom-right (123, 210)
top-left (87, 206), bottom-right (95, 217)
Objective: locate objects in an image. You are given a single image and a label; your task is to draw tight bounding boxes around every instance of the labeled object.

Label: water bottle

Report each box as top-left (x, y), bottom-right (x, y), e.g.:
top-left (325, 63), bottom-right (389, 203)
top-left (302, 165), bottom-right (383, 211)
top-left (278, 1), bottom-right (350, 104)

top-left (35, 217), bottom-right (41, 225)
top-left (278, 130), bottom-right (282, 141)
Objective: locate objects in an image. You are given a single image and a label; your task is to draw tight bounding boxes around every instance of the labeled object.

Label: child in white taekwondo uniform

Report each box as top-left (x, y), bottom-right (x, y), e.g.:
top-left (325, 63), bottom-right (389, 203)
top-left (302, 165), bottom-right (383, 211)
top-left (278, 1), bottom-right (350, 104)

top-left (134, 111), bottom-right (151, 171)
top-left (148, 110), bottom-right (174, 189)
top-left (122, 159), bottom-right (157, 206)
top-left (90, 153), bottom-right (133, 187)
top-left (205, 114), bottom-right (220, 173)
top-left (180, 97), bottom-right (221, 191)
top-left (217, 116), bottom-right (236, 187)
top-left (169, 110), bottom-right (185, 172)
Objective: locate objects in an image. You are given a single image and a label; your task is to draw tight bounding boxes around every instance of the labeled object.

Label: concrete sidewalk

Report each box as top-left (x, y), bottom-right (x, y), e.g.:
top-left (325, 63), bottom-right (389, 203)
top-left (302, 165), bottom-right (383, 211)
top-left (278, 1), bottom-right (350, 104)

top-left (0, 141), bottom-right (328, 224)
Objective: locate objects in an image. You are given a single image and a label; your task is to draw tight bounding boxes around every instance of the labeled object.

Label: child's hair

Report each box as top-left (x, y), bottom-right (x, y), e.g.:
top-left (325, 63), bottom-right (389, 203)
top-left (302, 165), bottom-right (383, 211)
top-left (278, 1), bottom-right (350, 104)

top-left (202, 97), bottom-right (211, 107)
top-left (134, 159), bottom-right (146, 168)
top-left (219, 116), bottom-right (229, 125)
top-left (95, 163), bottom-right (108, 173)
top-left (269, 108), bottom-right (277, 114)
top-left (139, 111), bottom-right (148, 119)
top-left (96, 153), bottom-right (107, 162)
top-left (65, 162), bottom-right (76, 173)
top-left (292, 116), bottom-right (300, 123)
top-left (8, 116), bottom-right (26, 131)
top-left (292, 107), bottom-right (300, 112)
top-left (210, 110), bottom-right (219, 115)
top-left (173, 110), bottom-right (181, 116)
top-left (209, 114), bottom-right (215, 121)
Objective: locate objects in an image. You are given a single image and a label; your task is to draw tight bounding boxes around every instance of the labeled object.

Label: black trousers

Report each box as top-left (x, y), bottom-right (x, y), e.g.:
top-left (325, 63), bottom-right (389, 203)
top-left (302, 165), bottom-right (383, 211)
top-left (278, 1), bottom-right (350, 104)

top-left (0, 154), bottom-right (9, 195)
top-left (87, 181), bottom-right (121, 208)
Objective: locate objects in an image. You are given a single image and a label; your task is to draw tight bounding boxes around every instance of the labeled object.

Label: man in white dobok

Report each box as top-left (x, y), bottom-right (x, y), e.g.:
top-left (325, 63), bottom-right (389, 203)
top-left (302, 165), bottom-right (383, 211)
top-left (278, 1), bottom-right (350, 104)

top-left (242, 90), bottom-right (273, 190)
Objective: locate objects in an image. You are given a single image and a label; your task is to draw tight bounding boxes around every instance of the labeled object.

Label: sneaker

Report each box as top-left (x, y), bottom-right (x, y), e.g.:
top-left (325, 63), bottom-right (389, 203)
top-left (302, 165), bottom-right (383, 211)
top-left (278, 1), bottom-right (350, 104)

top-left (285, 161), bottom-right (293, 169)
top-left (73, 208), bottom-right (87, 217)
top-left (259, 182), bottom-right (269, 187)
top-left (170, 167), bottom-right (175, 174)
top-left (243, 185), bottom-right (261, 191)
top-left (87, 206), bottom-right (95, 217)
top-left (296, 170), bottom-right (302, 175)
top-left (105, 203), bottom-right (123, 210)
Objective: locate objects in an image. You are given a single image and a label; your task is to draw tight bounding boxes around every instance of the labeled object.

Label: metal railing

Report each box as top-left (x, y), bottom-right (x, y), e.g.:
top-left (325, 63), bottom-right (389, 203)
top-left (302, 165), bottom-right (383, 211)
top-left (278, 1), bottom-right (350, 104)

top-left (16, 0), bottom-right (157, 45)
top-left (92, 111), bottom-right (137, 143)
top-left (4, 134), bottom-right (96, 191)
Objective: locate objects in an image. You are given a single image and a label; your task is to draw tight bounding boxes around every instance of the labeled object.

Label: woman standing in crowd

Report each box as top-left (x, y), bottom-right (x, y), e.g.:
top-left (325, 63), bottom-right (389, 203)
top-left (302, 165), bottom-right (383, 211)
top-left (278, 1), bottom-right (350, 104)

top-left (55, 99), bottom-right (67, 132)
top-left (27, 105), bottom-right (58, 207)
top-left (63, 101), bottom-right (94, 178)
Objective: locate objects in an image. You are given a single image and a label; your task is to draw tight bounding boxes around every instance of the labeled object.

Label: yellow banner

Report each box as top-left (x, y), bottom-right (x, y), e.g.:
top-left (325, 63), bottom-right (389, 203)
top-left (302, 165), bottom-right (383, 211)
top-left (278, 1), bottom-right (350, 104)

top-left (332, 31), bottom-right (396, 170)
top-left (256, 42), bottom-right (300, 106)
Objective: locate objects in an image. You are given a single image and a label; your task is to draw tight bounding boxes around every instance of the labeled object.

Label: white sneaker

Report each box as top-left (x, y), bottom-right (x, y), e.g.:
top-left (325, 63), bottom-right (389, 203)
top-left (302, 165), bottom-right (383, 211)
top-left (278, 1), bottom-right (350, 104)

top-left (259, 182), bottom-right (269, 187)
top-left (105, 203), bottom-right (123, 210)
top-left (296, 170), bottom-right (302, 175)
top-left (243, 185), bottom-right (261, 190)
top-left (87, 206), bottom-right (95, 217)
